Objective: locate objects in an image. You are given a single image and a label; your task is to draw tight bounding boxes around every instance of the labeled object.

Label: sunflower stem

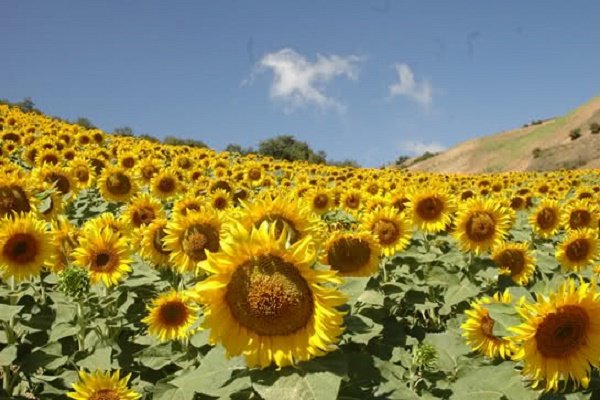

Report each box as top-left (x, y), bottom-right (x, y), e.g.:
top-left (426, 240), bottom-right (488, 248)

top-left (2, 366), bottom-right (11, 394)
top-left (76, 299), bottom-right (86, 352)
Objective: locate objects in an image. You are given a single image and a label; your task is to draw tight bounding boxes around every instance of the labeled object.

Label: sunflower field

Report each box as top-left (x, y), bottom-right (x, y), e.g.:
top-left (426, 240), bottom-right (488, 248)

top-left (2, 104), bottom-right (600, 400)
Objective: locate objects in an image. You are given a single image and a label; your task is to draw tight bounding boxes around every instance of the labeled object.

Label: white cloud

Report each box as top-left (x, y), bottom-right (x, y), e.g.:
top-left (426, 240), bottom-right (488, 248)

top-left (388, 63), bottom-right (433, 108)
top-left (252, 48), bottom-right (362, 113)
top-left (399, 140), bottom-right (445, 155)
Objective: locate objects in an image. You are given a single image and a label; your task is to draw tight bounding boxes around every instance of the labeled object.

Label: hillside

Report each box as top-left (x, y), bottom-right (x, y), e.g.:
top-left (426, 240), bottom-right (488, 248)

top-left (405, 95), bottom-right (600, 173)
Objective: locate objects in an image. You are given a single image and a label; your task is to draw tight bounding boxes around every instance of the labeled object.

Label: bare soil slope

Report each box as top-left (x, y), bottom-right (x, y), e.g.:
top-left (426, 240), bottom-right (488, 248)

top-left (405, 96), bottom-right (600, 173)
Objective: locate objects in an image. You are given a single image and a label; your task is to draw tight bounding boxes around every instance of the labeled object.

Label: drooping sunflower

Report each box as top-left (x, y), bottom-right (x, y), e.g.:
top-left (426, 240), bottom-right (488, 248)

top-left (510, 278), bottom-right (600, 392)
top-left (139, 218), bottom-right (172, 268)
top-left (0, 173), bottom-right (36, 217)
top-left (192, 221), bottom-right (346, 368)
top-left (163, 207), bottom-right (223, 273)
top-left (407, 188), bottom-right (456, 233)
top-left (48, 216), bottom-right (80, 273)
top-left (67, 369), bottom-right (141, 400)
top-left (142, 290), bottom-right (199, 341)
top-left (555, 228), bottom-right (599, 272)
top-left (529, 198), bottom-right (562, 238)
top-left (121, 194), bottom-right (165, 230)
top-left (492, 242), bottom-right (536, 286)
top-left (72, 227), bottom-right (133, 287)
top-left (322, 231), bottom-right (381, 276)
top-left (453, 197), bottom-right (512, 254)
top-left (98, 166), bottom-right (138, 203)
top-left (238, 193), bottom-right (325, 245)
top-left (461, 290), bottom-right (516, 359)
top-left (361, 206), bottom-right (412, 256)
top-left (561, 199), bottom-right (599, 231)
top-left (0, 213), bottom-right (52, 281)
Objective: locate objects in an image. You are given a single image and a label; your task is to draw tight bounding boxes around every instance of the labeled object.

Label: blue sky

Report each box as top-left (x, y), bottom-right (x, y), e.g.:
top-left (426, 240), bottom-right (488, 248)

top-left (2, 1), bottom-right (600, 166)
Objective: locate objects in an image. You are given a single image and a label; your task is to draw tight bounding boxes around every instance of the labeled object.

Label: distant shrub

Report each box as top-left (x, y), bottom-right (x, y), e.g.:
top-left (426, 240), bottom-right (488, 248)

top-left (569, 128), bottom-right (581, 140)
top-left (590, 122), bottom-right (600, 134)
top-left (412, 151), bottom-right (439, 164)
top-left (532, 148), bottom-right (542, 158)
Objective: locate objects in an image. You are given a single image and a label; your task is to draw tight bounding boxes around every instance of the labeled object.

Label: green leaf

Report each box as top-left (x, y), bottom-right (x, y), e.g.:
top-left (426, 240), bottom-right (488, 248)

top-left (357, 290), bottom-right (384, 306)
top-left (425, 329), bottom-right (470, 374)
top-left (78, 346), bottom-right (112, 370)
top-left (483, 303), bottom-right (522, 338)
top-left (450, 362), bottom-right (537, 400)
top-left (252, 370), bottom-right (341, 400)
top-left (0, 304), bottom-right (23, 320)
top-left (49, 323), bottom-right (78, 341)
top-left (340, 277), bottom-right (370, 307)
top-left (152, 383), bottom-right (189, 400)
top-left (136, 342), bottom-right (181, 370)
top-left (171, 346), bottom-right (248, 398)
top-left (440, 280), bottom-right (479, 315)
top-left (0, 345), bottom-right (17, 366)
top-left (344, 314), bottom-right (383, 344)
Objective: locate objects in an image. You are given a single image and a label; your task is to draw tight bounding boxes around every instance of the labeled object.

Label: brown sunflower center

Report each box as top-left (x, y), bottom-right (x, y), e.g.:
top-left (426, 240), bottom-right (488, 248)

top-left (74, 166), bottom-right (89, 183)
top-left (106, 173), bottom-right (132, 195)
top-left (313, 194), bottom-right (329, 209)
top-left (461, 190), bottom-right (474, 201)
top-left (569, 210), bottom-right (591, 230)
top-left (225, 255), bottom-right (314, 336)
top-left (158, 177), bottom-right (176, 194)
top-left (510, 197), bottom-right (524, 210)
top-left (372, 219), bottom-right (399, 245)
top-left (328, 237), bottom-right (371, 273)
top-left (132, 206), bottom-right (156, 227)
top-left (416, 196), bottom-right (444, 221)
top-left (90, 389), bottom-right (119, 400)
top-left (158, 301), bottom-right (189, 327)
top-left (142, 165), bottom-right (158, 180)
top-left (256, 214), bottom-right (300, 244)
top-left (181, 224), bottom-right (220, 261)
top-left (480, 312), bottom-right (496, 338)
top-left (213, 196), bottom-right (227, 210)
top-left (495, 249), bottom-right (525, 275)
top-left (536, 305), bottom-right (589, 358)
top-left (45, 173), bottom-right (71, 195)
top-left (536, 208), bottom-right (557, 230)
top-left (392, 198), bottom-right (409, 213)
top-left (42, 154), bottom-right (59, 165)
top-left (122, 157), bottom-right (135, 168)
top-left (565, 238), bottom-right (590, 262)
top-left (248, 168), bottom-right (262, 180)
top-left (2, 233), bottom-right (38, 264)
top-left (0, 185), bottom-right (31, 216)
top-left (345, 194), bottom-right (360, 209)
top-left (465, 212), bottom-right (496, 242)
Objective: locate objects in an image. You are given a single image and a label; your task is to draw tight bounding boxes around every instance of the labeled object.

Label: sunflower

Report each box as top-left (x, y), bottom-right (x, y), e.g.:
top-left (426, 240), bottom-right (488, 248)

top-left (238, 193), bottom-right (325, 245)
top-left (408, 188), bottom-right (455, 233)
top-left (136, 158), bottom-right (162, 183)
top-left (529, 198), bottom-right (562, 238)
top-left (0, 173), bottom-right (36, 217)
top-left (453, 197), bottom-right (512, 254)
top-left (34, 164), bottom-right (77, 196)
top-left (0, 213), bottom-right (51, 281)
top-left (361, 206), bottom-right (412, 256)
top-left (492, 242), bottom-right (535, 286)
top-left (151, 168), bottom-right (181, 200)
top-left (562, 199), bottom-right (599, 231)
top-left (555, 228), bottom-right (599, 272)
top-left (322, 231), bottom-right (381, 276)
top-left (73, 227), bottom-right (133, 287)
top-left (98, 166), bottom-right (138, 203)
top-left (48, 216), bottom-right (80, 273)
top-left (461, 290), bottom-right (516, 359)
top-left (304, 188), bottom-right (333, 215)
top-left (121, 194), bottom-right (165, 229)
top-left (139, 218), bottom-right (172, 267)
top-left (67, 370), bottom-right (141, 400)
top-left (340, 189), bottom-right (362, 213)
top-left (69, 157), bottom-right (95, 188)
top-left (172, 195), bottom-right (204, 217)
top-left (510, 278), bottom-right (600, 392)
top-left (163, 207), bottom-right (223, 273)
top-left (83, 213), bottom-right (129, 238)
top-left (142, 290), bottom-right (199, 341)
top-left (192, 221), bottom-right (346, 368)
top-left (209, 189), bottom-right (232, 211)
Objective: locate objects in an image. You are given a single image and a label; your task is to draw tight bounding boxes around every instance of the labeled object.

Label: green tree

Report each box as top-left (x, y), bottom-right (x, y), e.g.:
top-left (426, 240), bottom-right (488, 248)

top-left (74, 117), bottom-right (96, 129)
top-left (257, 135), bottom-right (326, 164)
top-left (113, 126), bottom-right (134, 137)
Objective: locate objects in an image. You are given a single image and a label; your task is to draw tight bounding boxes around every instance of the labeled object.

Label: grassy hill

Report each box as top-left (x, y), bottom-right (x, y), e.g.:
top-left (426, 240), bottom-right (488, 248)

top-left (404, 95), bottom-right (600, 173)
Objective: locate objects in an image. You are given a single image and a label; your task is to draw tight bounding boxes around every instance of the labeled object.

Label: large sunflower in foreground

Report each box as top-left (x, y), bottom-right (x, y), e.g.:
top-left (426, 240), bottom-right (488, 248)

top-left (555, 228), bottom-right (599, 272)
top-left (73, 228), bottom-right (133, 287)
top-left (322, 231), bottom-right (381, 276)
top-left (142, 290), bottom-right (199, 341)
top-left (529, 198), bottom-right (561, 239)
top-left (453, 197), bottom-right (512, 254)
top-left (510, 278), bottom-right (600, 392)
top-left (492, 242), bottom-right (535, 286)
top-left (192, 222), bottom-right (346, 368)
top-left (461, 290), bottom-right (516, 359)
top-left (361, 206), bottom-right (412, 256)
top-left (407, 188), bottom-right (455, 233)
top-left (67, 370), bottom-right (141, 400)
top-left (0, 213), bottom-right (51, 281)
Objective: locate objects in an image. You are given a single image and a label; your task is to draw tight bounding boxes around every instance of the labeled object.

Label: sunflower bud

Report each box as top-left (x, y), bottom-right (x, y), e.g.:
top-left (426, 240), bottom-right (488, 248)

top-left (57, 266), bottom-right (90, 299)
